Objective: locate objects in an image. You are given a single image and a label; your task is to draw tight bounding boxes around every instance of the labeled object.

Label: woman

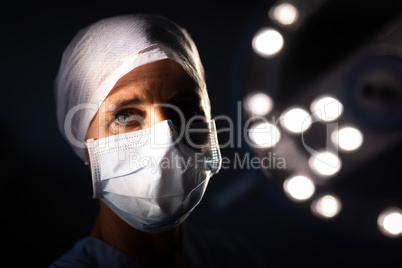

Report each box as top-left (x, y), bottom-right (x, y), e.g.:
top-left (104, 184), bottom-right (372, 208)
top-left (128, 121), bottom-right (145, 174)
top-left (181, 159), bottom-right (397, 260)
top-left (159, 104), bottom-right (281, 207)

top-left (51, 14), bottom-right (221, 267)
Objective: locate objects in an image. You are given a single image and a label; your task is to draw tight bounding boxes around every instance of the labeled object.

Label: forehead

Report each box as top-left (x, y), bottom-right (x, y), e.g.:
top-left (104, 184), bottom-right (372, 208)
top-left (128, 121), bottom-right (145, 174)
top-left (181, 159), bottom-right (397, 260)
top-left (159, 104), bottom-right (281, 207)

top-left (106, 59), bottom-right (202, 103)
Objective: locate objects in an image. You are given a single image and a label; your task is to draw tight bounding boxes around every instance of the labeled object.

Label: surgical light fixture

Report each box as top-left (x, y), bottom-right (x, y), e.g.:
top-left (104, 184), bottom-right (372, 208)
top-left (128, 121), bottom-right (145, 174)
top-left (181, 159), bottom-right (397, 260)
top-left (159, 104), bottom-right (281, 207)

top-left (310, 95), bottom-right (343, 122)
top-left (270, 2), bottom-right (299, 25)
top-left (377, 208), bottom-right (402, 237)
top-left (238, 0), bottom-right (402, 241)
top-left (244, 92), bottom-right (274, 116)
top-left (280, 107), bottom-right (312, 134)
top-left (252, 28), bottom-right (284, 58)
top-left (311, 195), bottom-right (342, 218)
top-left (331, 126), bottom-right (363, 152)
top-left (248, 121), bottom-right (281, 148)
top-left (283, 175), bottom-right (315, 201)
top-left (308, 151), bottom-right (342, 177)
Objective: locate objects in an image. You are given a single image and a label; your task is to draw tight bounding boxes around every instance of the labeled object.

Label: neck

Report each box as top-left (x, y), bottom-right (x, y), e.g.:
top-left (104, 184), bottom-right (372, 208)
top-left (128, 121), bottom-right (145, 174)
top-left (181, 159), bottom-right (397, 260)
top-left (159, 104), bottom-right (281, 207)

top-left (90, 200), bottom-right (188, 268)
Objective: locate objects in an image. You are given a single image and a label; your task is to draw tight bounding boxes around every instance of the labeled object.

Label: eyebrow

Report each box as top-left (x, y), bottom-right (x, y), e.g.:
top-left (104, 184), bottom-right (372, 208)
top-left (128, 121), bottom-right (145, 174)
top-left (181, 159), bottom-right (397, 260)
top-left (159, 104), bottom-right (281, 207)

top-left (168, 90), bottom-right (203, 103)
top-left (107, 89), bottom-right (203, 114)
top-left (110, 98), bottom-right (143, 112)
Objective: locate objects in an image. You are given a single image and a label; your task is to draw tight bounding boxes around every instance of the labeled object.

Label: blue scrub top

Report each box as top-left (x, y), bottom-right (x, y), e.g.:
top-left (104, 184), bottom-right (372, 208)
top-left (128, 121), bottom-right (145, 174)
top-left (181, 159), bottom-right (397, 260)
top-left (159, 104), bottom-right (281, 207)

top-left (49, 227), bottom-right (266, 267)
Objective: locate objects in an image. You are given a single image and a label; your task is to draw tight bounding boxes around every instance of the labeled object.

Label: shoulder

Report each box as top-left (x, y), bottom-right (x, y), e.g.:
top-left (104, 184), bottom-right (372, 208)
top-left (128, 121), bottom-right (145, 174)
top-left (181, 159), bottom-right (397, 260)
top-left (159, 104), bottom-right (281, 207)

top-left (49, 237), bottom-right (143, 268)
top-left (185, 227), bottom-right (267, 268)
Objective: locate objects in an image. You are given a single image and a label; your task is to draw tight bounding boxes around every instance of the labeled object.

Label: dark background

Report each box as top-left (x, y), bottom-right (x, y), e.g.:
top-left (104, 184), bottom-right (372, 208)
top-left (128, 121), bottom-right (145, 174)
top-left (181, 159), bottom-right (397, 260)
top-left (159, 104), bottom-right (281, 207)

top-left (1, 1), bottom-right (401, 267)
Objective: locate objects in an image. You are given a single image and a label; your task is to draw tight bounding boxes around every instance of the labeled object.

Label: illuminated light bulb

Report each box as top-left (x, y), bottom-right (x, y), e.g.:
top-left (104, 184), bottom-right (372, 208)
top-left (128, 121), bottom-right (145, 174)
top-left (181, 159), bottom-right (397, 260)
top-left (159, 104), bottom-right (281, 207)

top-left (310, 96), bottom-right (343, 122)
top-left (311, 195), bottom-right (342, 218)
top-left (244, 92), bottom-right (274, 116)
top-left (248, 122), bottom-right (281, 148)
top-left (271, 2), bottom-right (299, 25)
top-left (280, 107), bottom-right (312, 134)
top-left (378, 208), bottom-right (402, 237)
top-left (252, 28), bottom-right (284, 58)
top-left (309, 151), bottom-right (342, 177)
top-left (283, 175), bottom-right (315, 201)
top-left (331, 126), bottom-right (363, 152)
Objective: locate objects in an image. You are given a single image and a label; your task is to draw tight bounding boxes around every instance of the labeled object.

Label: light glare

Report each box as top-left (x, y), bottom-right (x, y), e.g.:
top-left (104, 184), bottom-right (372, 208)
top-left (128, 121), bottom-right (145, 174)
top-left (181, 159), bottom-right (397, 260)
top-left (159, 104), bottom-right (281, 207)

top-left (244, 92), bottom-right (274, 116)
top-left (309, 151), bottom-right (342, 177)
top-left (310, 96), bottom-right (343, 122)
top-left (331, 126), bottom-right (363, 152)
top-left (283, 175), bottom-right (315, 201)
top-left (252, 28), bottom-right (284, 58)
top-left (271, 3), bottom-right (299, 25)
top-left (249, 122), bottom-right (281, 148)
top-left (311, 195), bottom-right (342, 218)
top-left (280, 107), bottom-right (312, 134)
top-left (378, 208), bottom-right (402, 237)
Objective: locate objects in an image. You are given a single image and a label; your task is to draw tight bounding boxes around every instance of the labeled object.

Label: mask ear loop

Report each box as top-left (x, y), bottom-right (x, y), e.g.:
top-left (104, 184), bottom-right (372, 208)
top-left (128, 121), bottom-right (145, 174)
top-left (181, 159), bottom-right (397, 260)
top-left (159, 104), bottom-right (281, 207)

top-left (172, 119), bottom-right (221, 174)
top-left (206, 120), bottom-right (222, 173)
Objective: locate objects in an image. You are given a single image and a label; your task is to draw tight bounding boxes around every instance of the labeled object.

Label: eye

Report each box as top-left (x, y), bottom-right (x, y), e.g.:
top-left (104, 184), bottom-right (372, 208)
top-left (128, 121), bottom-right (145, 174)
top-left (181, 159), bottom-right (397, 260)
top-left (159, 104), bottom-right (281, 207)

top-left (116, 113), bottom-right (132, 124)
top-left (109, 109), bottom-right (145, 134)
top-left (172, 102), bottom-right (205, 122)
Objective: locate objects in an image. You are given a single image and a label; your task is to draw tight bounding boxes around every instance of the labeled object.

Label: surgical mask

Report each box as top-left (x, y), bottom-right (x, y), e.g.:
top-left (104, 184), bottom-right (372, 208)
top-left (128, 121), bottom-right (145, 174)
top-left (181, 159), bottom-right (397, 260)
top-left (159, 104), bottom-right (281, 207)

top-left (86, 119), bottom-right (221, 233)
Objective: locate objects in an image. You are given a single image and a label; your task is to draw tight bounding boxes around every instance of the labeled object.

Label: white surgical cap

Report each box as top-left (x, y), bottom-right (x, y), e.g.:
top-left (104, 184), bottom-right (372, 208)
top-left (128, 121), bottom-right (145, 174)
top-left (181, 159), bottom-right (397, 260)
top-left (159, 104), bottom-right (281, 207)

top-left (55, 14), bottom-right (209, 162)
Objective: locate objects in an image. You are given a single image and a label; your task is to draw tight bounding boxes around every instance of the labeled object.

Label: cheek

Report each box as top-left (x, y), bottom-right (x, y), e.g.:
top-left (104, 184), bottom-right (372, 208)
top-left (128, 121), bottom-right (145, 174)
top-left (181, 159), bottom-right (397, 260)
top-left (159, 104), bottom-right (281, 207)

top-left (86, 115), bottom-right (99, 141)
top-left (86, 112), bottom-right (110, 141)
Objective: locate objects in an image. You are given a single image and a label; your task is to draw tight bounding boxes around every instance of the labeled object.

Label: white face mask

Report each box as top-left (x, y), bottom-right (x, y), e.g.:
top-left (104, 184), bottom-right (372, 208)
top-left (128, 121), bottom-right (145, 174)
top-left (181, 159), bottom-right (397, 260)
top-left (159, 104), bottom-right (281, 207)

top-left (86, 120), bottom-right (221, 233)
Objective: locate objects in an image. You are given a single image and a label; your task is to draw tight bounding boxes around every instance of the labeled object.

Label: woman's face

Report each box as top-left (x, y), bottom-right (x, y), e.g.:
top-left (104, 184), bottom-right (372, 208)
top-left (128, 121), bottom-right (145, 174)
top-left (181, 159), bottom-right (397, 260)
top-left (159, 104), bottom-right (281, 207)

top-left (86, 59), bottom-right (208, 141)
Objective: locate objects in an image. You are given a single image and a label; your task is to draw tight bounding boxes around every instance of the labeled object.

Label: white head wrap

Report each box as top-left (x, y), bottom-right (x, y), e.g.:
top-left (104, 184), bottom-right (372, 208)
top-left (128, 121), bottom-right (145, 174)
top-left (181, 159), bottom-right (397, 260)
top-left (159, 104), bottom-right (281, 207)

top-left (55, 14), bottom-right (209, 162)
